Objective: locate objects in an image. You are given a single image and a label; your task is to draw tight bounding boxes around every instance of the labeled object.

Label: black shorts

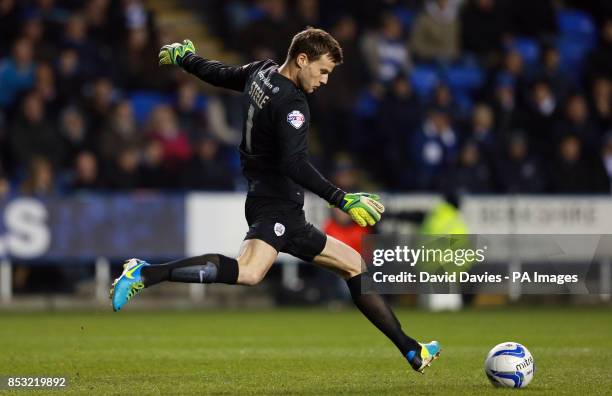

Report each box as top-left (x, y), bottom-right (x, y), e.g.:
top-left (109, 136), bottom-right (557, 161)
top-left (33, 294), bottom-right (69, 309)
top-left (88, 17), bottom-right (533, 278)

top-left (244, 196), bottom-right (327, 262)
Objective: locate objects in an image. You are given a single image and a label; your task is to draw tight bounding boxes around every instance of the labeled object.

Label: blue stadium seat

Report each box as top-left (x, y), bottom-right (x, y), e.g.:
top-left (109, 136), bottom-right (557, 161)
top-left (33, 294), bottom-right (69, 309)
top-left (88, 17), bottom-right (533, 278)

top-left (172, 93), bottom-right (208, 112)
top-left (444, 65), bottom-right (484, 93)
top-left (557, 10), bottom-right (597, 47)
top-left (129, 91), bottom-right (172, 125)
top-left (508, 37), bottom-right (540, 66)
top-left (410, 65), bottom-right (439, 99)
top-left (353, 89), bottom-right (380, 118)
top-left (453, 90), bottom-right (474, 117)
top-left (393, 6), bottom-right (415, 32)
top-left (557, 36), bottom-right (591, 74)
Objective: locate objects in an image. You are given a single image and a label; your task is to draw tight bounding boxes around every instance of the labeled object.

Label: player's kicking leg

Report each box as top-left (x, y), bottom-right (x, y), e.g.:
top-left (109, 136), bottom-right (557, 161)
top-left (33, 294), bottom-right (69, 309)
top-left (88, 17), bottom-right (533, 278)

top-left (312, 235), bottom-right (441, 373)
top-left (110, 239), bottom-right (277, 311)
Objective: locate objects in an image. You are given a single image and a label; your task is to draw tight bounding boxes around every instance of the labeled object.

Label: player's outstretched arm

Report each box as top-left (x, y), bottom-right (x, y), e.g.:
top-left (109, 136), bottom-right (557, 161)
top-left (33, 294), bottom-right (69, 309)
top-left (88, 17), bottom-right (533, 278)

top-left (158, 39), bottom-right (263, 92)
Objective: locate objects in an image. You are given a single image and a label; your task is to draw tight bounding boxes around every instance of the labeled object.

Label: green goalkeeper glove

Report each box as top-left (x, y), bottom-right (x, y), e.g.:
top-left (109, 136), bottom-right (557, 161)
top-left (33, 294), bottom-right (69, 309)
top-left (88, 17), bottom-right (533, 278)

top-left (158, 39), bottom-right (196, 66)
top-left (340, 193), bottom-right (385, 227)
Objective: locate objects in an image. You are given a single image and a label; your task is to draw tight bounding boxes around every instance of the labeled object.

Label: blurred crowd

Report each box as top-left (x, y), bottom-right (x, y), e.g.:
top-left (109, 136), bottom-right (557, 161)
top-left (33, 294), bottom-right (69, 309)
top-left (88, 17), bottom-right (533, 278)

top-left (2, 0), bottom-right (612, 198)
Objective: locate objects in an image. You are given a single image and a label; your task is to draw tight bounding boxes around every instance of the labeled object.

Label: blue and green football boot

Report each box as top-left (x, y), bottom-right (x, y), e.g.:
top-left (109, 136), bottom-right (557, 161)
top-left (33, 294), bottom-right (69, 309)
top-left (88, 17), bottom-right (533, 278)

top-left (110, 258), bottom-right (149, 312)
top-left (407, 341), bottom-right (441, 373)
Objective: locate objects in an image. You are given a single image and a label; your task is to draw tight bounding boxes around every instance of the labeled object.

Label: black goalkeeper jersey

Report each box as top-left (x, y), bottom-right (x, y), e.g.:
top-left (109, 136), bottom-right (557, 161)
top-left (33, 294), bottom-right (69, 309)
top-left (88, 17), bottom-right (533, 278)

top-left (180, 54), bottom-right (344, 207)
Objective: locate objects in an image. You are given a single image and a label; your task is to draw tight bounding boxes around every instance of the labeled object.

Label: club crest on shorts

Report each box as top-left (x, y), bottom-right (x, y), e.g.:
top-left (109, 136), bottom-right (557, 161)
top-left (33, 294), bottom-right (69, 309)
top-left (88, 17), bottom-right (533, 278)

top-left (287, 110), bottom-right (305, 129)
top-left (274, 222), bottom-right (285, 236)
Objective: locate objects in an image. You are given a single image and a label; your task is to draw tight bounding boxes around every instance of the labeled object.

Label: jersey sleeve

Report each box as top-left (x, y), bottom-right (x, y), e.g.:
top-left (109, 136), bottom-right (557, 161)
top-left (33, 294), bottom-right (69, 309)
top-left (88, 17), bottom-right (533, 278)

top-left (180, 54), bottom-right (264, 92)
top-left (275, 98), bottom-right (345, 206)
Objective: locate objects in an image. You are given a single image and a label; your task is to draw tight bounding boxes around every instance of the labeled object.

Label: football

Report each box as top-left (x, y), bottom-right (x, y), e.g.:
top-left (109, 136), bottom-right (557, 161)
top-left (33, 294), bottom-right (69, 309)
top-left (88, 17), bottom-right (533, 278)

top-left (484, 342), bottom-right (535, 388)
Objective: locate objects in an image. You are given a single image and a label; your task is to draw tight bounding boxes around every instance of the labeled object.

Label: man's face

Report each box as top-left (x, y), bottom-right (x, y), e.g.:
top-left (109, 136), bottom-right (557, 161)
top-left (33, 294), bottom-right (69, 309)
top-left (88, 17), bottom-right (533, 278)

top-left (296, 53), bottom-right (336, 94)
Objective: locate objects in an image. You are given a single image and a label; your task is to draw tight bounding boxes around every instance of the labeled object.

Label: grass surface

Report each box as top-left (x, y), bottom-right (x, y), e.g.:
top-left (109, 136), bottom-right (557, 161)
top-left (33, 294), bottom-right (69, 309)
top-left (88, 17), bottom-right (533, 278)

top-left (0, 307), bottom-right (611, 395)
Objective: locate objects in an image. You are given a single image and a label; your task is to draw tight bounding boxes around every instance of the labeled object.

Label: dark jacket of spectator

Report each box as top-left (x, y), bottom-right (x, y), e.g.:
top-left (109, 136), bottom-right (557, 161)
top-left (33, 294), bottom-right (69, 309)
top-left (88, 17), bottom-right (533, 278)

top-left (438, 142), bottom-right (494, 193)
top-left (10, 93), bottom-right (64, 168)
top-left (460, 0), bottom-right (506, 60)
top-left (496, 134), bottom-right (546, 193)
top-left (180, 137), bottom-right (234, 190)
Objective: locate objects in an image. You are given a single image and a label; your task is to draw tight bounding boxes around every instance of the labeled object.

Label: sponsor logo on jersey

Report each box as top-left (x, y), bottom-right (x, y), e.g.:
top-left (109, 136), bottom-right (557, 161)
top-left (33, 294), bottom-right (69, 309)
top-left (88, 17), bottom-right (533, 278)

top-left (274, 223), bottom-right (286, 236)
top-left (287, 110), bottom-right (305, 129)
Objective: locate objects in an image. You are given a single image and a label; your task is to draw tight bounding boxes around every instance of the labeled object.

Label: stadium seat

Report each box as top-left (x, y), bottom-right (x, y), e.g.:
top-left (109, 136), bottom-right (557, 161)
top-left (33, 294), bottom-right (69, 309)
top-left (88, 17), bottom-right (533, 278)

top-left (393, 6), bottom-right (415, 32)
top-left (452, 90), bottom-right (474, 117)
top-left (557, 10), bottom-right (597, 47)
top-left (508, 37), bottom-right (540, 66)
top-left (410, 65), bottom-right (439, 99)
top-left (353, 89), bottom-right (380, 118)
top-left (557, 36), bottom-right (591, 75)
top-left (444, 65), bottom-right (484, 93)
top-left (129, 91), bottom-right (172, 125)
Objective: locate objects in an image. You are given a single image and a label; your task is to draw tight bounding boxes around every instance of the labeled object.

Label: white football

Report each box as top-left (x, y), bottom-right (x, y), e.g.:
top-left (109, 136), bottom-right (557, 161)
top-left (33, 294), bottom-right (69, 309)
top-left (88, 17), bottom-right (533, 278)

top-left (484, 342), bottom-right (535, 388)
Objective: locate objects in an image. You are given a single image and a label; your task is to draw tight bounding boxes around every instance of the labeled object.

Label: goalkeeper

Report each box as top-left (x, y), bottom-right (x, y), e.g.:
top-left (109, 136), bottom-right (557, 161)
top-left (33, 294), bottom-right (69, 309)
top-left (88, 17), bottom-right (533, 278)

top-left (111, 28), bottom-right (439, 373)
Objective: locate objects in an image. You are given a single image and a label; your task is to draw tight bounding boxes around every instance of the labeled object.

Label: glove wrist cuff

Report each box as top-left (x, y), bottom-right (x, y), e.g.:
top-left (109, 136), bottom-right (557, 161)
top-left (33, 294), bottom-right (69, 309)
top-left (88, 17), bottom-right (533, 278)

top-left (178, 52), bottom-right (195, 67)
top-left (331, 189), bottom-right (346, 208)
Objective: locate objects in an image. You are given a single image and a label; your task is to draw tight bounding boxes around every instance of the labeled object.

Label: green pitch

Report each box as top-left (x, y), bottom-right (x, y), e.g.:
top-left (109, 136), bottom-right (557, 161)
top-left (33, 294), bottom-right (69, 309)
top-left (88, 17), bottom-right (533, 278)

top-left (0, 307), bottom-right (610, 395)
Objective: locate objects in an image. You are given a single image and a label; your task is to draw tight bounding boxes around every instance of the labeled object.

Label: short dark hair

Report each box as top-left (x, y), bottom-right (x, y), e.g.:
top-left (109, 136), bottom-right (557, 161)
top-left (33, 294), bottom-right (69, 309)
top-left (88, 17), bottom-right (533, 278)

top-left (287, 27), bottom-right (343, 64)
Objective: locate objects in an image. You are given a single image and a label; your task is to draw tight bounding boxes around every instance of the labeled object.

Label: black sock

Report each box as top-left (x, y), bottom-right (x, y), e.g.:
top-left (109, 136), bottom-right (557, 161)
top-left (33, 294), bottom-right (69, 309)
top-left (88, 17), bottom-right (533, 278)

top-left (346, 272), bottom-right (420, 356)
top-left (141, 254), bottom-right (239, 287)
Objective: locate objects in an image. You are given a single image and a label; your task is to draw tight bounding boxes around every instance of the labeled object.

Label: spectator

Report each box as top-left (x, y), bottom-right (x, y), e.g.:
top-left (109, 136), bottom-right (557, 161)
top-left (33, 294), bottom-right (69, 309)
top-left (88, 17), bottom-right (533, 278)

top-left (497, 49), bottom-right (529, 100)
top-left (460, 0), bottom-right (506, 63)
top-left (83, 0), bottom-right (113, 47)
top-left (313, 15), bottom-right (363, 157)
top-left (69, 151), bottom-right (102, 191)
top-left (98, 99), bottom-right (141, 164)
top-left (238, 0), bottom-right (296, 61)
top-left (119, 0), bottom-right (154, 33)
top-left (61, 13), bottom-right (104, 78)
top-left (146, 105), bottom-right (191, 172)
top-left (489, 73), bottom-right (526, 138)
top-left (295, 0), bottom-right (319, 27)
top-left (106, 146), bottom-right (140, 190)
top-left (468, 103), bottom-right (497, 164)
top-left (410, 106), bottom-right (458, 190)
top-left (536, 46), bottom-right (572, 101)
top-left (590, 76), bottom-right (612, 132)
top-left (410, 0), bottom-right (461, 62)
top-left (526, 80), bottom-right (558, 157)
top-left (430, 83), bottom-right (461, 120)
top-left (205, 91), bottom-right (242, 146)
top-left (504, 0), bottom-right (556, 39)
top-left (21, 15), bottom-right (55, 62)
top-left (58, 106), bottom-right (92, 168)
top-left (0, 37), bottom-right (36, 109)
top-left (139, 139), bottom-right (170, 189)
top-left (554, 94), bottom-right (601, 157)
top-left (118, 27), bottom-right (164, 90)
top-left (0, 0), bottom-right (21, 57)
top-left (84, 77), bottom-right (116, 133)
top-left (180, 136), bottom-right (235, 190)
top-left (496, 132), bottom-right (545, 193)
top-left (439, 141), bottom-right (494, 193)
top-left (55, 48), bottom-right (84, 107)
top-left (549, 135), bottom-right (605, 193)
top-left (10, 92), bottom-right (64, 169)
top-left (32, 0), bottom-right (70, 42)
top-left (376, 75), bottom-right (421, 188)
top-left (20, 156), bottom-right (56, 196)
top-left (33, 62), bottom-right (59, 117)
top-left (361, 11), bottom-right (411, 83)
top-left (174, 81), bottom-right (207, 143)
